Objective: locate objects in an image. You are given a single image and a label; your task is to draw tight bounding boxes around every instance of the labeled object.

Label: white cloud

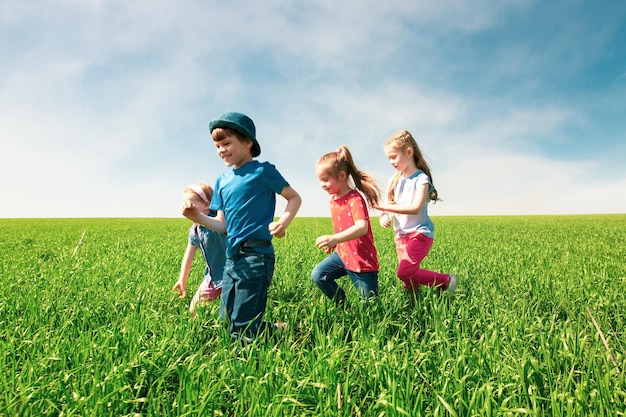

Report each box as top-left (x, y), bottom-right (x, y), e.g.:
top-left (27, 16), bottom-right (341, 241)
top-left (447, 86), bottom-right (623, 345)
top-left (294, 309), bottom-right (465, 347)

top-left (432, 148), bottom-right (626, 216)
top-left (1, 0), bottom-right (624, 218)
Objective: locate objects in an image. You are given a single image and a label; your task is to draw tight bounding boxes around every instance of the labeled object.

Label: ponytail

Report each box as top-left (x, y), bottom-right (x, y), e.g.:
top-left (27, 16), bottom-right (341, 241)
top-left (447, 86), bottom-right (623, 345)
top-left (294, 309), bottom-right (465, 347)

top-left (316, 145), bottom-right (381, 207)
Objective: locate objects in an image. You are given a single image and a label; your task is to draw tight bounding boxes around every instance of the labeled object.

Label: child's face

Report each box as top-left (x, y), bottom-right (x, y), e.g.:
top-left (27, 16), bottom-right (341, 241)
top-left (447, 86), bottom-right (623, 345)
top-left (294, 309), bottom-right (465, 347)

top-left (214, 134), bottom-right (253, 169)
top-left (182, 191), bottom-right (209, 214)
top-left (316, 164), bottom-right (347, 197)
top-left (384, 145), bottom-right (414, 175)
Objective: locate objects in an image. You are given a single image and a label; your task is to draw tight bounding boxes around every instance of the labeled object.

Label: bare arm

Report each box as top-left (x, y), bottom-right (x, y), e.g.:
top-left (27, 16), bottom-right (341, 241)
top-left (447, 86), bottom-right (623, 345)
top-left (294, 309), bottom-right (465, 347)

top-left (172, 244), bottom-right (198, 298)
top-left (375, 183), bottom-right (429, 215)
top-left (181, 202), bottom-right (227, 234)
top-left (315, 219), bottom-right (368, 253)
top-left (269, 185), bottom-right (302, 238)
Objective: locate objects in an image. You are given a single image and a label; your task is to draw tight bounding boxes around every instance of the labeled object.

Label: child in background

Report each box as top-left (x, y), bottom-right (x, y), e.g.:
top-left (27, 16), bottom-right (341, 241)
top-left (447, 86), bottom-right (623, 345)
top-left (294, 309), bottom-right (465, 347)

top-left (182, 112), bottom-right (301, 343)
top-left (376, 130), bottom-right (458, 294)
top-left (172, 182), bottom-right (227, 318)
top-left (312, 145), bottom-right (381, 304)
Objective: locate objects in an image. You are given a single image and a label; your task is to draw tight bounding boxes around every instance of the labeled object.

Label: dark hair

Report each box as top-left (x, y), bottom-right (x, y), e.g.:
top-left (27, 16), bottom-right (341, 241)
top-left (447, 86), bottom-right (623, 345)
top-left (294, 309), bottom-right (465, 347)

top-left (212, 127), bottom-right (252, 148)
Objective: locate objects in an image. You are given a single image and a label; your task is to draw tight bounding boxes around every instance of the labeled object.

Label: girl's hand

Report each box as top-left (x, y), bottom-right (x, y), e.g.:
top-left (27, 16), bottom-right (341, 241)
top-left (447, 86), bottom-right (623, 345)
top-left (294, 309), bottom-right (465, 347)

top-left (323, 245), bottom-right (336, 254)
top-left (172, 280), bottom-right (186, 298)
top-left (315, 235), bottom-right (337, 253)
top-left (379, 212), bottom-right (393, 228)
top-left (269, 221), bottom-right (286, 238)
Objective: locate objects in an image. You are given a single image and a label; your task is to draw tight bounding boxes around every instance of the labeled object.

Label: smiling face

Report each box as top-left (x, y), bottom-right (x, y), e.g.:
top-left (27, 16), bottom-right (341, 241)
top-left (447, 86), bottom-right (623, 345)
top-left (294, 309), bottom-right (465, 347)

top-left (384, 145), bottom-right (416, 177)
top-left (316, 163), bottom-right (349, 198)
top-left (214, 133), bottom-right (253, 169)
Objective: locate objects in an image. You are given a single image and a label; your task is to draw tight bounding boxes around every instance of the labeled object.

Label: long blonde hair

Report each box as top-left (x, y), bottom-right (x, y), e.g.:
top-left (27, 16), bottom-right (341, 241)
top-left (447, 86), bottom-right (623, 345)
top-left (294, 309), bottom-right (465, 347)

top-left (384, 130), bottom-right (439, 204)
top-left (316, 145), bottom-right (381, 207)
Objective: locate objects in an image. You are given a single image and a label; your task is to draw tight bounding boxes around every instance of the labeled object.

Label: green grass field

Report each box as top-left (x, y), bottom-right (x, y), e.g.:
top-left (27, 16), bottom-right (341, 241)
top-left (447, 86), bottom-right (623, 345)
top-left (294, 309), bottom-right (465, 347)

top-left (1, 215), bottom-right (625, 416)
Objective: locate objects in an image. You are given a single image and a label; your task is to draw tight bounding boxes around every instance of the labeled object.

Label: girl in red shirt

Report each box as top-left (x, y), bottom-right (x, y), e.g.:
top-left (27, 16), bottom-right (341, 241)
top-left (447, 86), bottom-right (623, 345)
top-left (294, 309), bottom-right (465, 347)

top-left (312, 145), bottom-right (381, 304)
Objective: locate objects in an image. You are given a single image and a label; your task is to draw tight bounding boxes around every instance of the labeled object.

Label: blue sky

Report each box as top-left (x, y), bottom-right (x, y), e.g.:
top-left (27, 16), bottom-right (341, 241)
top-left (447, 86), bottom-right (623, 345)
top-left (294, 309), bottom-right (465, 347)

top-left (1, 0), bottom-right (625, 218)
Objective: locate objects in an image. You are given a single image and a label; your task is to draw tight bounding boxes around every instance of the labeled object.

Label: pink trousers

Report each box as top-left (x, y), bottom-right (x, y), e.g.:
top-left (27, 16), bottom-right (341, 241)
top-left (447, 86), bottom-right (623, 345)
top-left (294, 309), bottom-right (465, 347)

top-left (395, 232), bottom-right (450, 290)
top-left (190, 280), bottom-right (221, 318)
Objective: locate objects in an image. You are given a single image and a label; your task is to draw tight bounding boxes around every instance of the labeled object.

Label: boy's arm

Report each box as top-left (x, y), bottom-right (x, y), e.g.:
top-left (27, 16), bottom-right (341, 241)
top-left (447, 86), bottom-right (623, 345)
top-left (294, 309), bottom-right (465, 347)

top-left (181, 203), bottom-right (227, 234)
top-left (269, 185), bottom-right (301, 238)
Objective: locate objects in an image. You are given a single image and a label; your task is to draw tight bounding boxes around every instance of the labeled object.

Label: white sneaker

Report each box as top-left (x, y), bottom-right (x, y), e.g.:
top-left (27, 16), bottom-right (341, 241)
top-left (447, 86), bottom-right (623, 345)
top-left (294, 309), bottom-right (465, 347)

top-left (448, 274), bottom-right (458, 293)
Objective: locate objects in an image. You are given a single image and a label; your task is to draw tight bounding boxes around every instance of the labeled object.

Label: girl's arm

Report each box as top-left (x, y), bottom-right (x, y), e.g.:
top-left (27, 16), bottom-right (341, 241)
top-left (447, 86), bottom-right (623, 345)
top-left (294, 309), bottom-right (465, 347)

top-left (181, 203), bottom-right (227, 234)
top-left (172, 244), bottom-right (198, 298)
top-left (316, 219), bottom-right (368, 253)
top-left (269, 185), bottom-right (302, 238)
top-left (376, 183), bottom-right (429, 215)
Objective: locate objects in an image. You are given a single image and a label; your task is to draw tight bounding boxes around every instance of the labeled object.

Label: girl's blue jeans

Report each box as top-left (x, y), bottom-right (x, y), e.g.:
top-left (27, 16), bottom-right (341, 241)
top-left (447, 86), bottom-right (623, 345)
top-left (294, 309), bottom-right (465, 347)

top-left (311, 252), bottom-right (379, 303)
top-left (220, 248), bottom-right (275, 341)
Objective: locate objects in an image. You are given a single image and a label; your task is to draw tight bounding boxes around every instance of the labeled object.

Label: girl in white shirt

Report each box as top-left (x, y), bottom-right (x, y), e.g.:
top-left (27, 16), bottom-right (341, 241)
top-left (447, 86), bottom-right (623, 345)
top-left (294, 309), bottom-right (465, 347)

top-left (376, 130), bottom-right (458, 294)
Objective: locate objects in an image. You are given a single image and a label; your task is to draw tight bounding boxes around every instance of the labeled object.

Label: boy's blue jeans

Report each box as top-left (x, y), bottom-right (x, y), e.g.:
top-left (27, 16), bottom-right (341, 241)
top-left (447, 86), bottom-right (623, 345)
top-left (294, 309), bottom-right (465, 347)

top-left (220, 248), bottom-right (275, 341)
top-left (311, 252), bottom-right (379, 303)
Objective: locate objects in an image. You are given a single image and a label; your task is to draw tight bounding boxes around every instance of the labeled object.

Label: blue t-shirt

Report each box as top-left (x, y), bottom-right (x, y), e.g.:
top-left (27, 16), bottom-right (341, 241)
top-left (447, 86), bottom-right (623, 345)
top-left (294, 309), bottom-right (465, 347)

top-left (210, 160), bottom-right (288, 257)
top-left (390, 169), bottom-right (435, 239)
top-left (188, 224), bottom-right (227, 287)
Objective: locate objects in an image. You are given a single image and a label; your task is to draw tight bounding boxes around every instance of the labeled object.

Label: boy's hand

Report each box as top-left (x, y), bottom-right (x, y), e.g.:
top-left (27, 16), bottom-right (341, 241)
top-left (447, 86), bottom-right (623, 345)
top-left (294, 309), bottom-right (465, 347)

top-left (269, 221), bottom-right (286, 238)
top-left (181, 201), bottom-right (200, 222)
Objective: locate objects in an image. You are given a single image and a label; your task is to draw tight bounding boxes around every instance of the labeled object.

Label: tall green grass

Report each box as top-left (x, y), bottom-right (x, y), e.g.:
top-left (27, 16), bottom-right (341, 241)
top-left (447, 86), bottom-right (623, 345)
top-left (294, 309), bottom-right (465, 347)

top-left (0, 216), bottom-right (624, 416)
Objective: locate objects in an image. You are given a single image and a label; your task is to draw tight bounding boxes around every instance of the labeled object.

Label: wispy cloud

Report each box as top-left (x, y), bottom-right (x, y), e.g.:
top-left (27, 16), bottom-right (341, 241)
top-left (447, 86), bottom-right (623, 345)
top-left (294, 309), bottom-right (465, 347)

top-left (1, 0), bottom-right (624, 217)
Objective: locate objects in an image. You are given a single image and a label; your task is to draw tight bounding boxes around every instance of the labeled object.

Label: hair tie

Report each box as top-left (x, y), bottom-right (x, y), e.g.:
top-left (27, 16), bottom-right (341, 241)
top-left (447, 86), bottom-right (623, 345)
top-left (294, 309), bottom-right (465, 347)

top-left (188, 184), bottom-right (209, 204)
top-left (336, 148), bottom-right (344, 157)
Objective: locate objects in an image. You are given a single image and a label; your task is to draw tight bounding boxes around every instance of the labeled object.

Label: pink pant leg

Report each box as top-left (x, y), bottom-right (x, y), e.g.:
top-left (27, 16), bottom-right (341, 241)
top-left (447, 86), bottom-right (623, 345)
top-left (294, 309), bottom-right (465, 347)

top-left (395, 232), bottom-right (450, 290)
top-left (190, 280), bottom-right (222, 318)
top-left (197, 279), bottom-right (222, 302)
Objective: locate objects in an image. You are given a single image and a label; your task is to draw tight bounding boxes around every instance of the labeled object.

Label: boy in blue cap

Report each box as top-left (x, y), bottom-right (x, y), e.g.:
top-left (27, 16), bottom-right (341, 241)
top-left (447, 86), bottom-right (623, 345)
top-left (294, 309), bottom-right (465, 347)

top-left (182, 112), bottom-right (301, 343)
